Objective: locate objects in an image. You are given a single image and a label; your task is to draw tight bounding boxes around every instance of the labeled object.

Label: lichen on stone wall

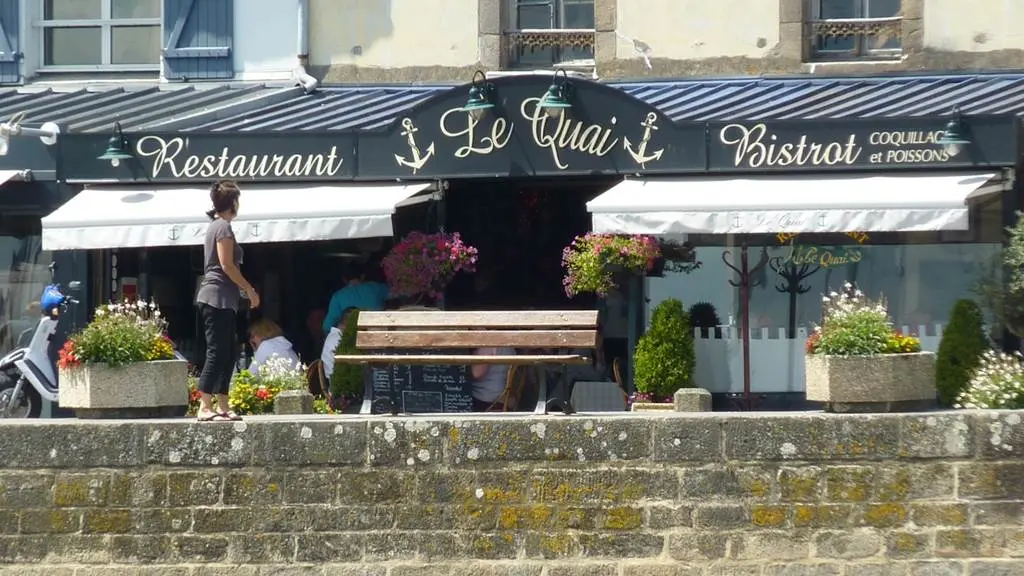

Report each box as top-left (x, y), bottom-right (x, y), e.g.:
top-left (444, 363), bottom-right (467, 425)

top-left (0, 411), bottom-right (1020, 572)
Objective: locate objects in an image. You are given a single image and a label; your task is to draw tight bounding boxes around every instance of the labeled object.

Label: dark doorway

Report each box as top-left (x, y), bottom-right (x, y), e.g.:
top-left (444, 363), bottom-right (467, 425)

top-left (443, 177), bottom-right (617, 309)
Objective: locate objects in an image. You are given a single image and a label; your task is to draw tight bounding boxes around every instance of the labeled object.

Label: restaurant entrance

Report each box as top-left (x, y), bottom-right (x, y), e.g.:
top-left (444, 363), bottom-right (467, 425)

top-left (443, 177), bottom-right (616, 310)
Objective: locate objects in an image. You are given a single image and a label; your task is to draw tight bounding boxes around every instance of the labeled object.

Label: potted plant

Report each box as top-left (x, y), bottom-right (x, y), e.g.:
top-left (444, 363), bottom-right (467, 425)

top-left (561, 233), bottom-right (662, 297)
top-left (631, 298), bottom-right (695, 411)
top-left (228, 356), bottom-right (308, 416)
top-left (688, 301), bottom-right (721, 338)
top-left (935, 299), bottom-right (988, 407)
top-left (661, 240), bottom-right (702, 275)
top-left (805, 283), bottom-right (934, 413)
top-left (57, 300), bottom-right (187, 418)
top-left (330, 309), bottom-right (364, 413)
top-left (382, 231), bottom-right (478, 306)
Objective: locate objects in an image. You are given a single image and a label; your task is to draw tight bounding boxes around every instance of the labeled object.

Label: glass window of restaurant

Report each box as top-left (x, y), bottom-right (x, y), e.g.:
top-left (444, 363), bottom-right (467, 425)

top-left (0, 213), bottom-right (52, 357)
top-left (645, 193), bottom-right (1003, 394)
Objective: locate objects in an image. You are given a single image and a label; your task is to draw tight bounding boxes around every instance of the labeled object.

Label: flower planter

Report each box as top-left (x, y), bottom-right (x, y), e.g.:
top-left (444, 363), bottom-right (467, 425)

top-left (59, 359), bottom-right (189, 419)
top-left (274, 390), bottom-right (314, 415)
top-left (805, 352), bottom-right (937, 413)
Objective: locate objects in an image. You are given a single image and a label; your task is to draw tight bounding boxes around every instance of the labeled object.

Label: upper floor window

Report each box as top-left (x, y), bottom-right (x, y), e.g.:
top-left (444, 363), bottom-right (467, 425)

top-left (808, 0), bottom-right (902, 61)
top-left (40, 0), bottom-right (161, 70)
top-left (505, 0), bottom-right (595, 68)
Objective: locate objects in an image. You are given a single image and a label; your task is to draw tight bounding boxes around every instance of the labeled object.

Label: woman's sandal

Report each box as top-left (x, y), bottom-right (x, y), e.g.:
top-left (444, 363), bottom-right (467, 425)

top-left (197, 411), bottom-right (229, 422)
top-left (218, 411), bottom-right (243, 421)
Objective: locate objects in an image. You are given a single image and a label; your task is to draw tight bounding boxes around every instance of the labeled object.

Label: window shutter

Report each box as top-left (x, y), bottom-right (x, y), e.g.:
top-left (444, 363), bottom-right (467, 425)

top-left (162, 0), bottom-right (233, 80)
top-left (0, 0), bottom-right (21, 85)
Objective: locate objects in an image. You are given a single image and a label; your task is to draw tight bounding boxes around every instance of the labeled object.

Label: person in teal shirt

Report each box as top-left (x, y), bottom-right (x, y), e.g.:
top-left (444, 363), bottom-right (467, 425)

top-left (322, 268), bottom-right (389, 334)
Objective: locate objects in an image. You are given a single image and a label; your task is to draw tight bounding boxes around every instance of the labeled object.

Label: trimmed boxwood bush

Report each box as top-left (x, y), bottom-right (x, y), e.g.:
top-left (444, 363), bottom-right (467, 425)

top-left (330, 309), bottom-right (363, 401)
top-left (634, 298), bottom-right (695, 399)
top-left (936, 299), bottom-right (988, 407)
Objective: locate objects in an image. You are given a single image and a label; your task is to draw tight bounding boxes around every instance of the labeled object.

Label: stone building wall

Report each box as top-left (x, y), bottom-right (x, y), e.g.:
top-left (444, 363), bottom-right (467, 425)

top-left (308, 0), bottom-right (1024, 82)
top-left (0, 411), bottom-right (1022, 575)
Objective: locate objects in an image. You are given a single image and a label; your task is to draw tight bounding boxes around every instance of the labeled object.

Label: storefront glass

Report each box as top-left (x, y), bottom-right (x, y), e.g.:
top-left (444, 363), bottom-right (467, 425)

top-left (646, 196), bottom-right (1002, 395)
top-left (0, 215), bottom-right (51, 356)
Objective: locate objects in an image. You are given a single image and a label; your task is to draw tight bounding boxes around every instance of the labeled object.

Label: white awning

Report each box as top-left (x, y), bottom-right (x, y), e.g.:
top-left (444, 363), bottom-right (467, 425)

top-left (41, 183), bottom-right (433, 250)
top-left (587, 172), bottom-right (1002, 235)
top-left (0, 170), bottom-right (27, 185)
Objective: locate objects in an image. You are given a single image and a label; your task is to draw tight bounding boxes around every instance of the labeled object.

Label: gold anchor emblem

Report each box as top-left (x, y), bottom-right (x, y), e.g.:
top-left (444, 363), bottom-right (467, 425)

top-left (394, 118), bottom-right (435, 174)
top-left (623, 112), bottom-right (665, 168)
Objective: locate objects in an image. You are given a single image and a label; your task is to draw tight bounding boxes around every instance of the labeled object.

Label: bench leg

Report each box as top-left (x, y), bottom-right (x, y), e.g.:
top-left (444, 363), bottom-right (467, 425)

top-left (533, 368), bottom-right (548, 415)
top-left (360, 365), bottom-right (373, 415)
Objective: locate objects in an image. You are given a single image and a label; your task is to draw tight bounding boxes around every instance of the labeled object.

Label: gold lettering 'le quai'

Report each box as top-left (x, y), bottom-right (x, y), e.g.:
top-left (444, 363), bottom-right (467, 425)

top-left (719, 123), bottom-right (862, 168)
top-left (136, 136), bottom-right (344, 180)
top-left (520, 97), bottom-right (618, 170)
top-left (439, 107), bottom-right (514, 158)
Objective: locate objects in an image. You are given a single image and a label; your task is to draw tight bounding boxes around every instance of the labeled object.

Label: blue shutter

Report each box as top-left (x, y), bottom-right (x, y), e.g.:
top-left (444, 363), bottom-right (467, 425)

top-left (0, 0), bottom-right (21, 85)
top-left (162, 0), bottom-right (233, 80)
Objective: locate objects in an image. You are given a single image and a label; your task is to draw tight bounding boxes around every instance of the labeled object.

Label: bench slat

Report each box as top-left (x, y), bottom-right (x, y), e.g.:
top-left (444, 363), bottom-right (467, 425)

top-left (358, 310), bottom-right (598, 329)
top-left (335, 354), bottom-right (591, 365)
top-left (356, 330), bottom-right (597, 349)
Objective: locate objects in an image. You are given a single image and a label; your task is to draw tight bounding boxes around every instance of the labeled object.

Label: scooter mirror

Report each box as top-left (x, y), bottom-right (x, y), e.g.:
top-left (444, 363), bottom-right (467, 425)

top-left (68, 281), bottom-right (82, 292)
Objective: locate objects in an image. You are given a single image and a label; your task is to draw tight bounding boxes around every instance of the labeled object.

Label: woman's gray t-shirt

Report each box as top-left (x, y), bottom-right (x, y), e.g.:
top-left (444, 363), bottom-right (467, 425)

top-left (195, 218), bottom-right (243, 310)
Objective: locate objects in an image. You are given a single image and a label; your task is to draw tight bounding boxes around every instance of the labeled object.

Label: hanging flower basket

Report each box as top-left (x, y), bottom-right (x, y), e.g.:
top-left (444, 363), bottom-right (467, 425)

top-left (382, 231), bottom-right (479, 303)
top-left (561, 233), bottom-right (662, 297)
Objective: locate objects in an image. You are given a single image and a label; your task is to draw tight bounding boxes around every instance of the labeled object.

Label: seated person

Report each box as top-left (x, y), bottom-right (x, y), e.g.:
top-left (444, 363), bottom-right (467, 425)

top-left (322, 265), bottom-right (389, 334)
top-left (471, 346), bottom-right (516, 412)
top-left (321, 307), bottom-right (358, 380)
top-left (248, 318), bottom-right (301, 375)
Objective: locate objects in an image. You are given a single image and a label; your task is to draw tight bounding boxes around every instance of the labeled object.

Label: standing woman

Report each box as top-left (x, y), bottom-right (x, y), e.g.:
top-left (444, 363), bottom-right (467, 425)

top-left (195, 180), bottom-right (260, 422)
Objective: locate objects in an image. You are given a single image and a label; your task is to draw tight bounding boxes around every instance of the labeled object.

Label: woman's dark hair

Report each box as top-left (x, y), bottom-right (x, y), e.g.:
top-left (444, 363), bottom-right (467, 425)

top-left (205, 180), bottom-right (241, 220)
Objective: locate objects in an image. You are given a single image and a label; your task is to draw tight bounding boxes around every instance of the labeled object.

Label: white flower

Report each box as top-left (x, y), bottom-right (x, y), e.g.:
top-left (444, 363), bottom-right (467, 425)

top-left (822, 296), bottom-right (830, 303)
top-left (95, 308), bottom-right (105, 316)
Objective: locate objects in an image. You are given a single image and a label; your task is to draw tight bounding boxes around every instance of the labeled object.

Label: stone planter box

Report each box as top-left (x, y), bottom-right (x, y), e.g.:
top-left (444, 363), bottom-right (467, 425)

top-left (59, 359), bottom-right (189, 419)
top-left (805, 352), bottom-right (937, 413)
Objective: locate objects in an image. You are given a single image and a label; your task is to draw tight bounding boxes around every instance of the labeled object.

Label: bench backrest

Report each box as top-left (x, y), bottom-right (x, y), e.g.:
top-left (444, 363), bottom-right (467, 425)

top-left (355, 310), bottom-right (599, 350)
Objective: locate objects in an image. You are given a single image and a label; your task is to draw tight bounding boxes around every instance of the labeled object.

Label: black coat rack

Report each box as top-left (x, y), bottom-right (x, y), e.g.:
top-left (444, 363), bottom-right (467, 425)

top-left (722, 243), bottom-right (769, 411)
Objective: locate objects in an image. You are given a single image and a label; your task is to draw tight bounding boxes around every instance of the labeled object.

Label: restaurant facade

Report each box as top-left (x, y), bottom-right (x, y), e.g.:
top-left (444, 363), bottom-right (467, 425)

top-left (8, 71), bottom-right (1023, 409)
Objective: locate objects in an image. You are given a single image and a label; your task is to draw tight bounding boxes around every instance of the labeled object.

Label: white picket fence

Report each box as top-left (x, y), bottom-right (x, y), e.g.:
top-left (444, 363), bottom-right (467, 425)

top-left (692, 324), bottom-right (945, 394)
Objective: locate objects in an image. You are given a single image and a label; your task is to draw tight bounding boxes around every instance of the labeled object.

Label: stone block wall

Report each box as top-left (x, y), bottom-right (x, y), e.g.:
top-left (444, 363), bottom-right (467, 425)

top-left (0, 411), bottom-right (1022, 575)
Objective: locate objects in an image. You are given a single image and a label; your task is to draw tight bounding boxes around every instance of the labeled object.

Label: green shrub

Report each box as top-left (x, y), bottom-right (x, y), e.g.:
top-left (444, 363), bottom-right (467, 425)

top-left (936, 299), bottom-right (988, 406)
top-left (634, 298), bottom-right (695, 399)
top-left (330, 310), bottom-right (364, 399)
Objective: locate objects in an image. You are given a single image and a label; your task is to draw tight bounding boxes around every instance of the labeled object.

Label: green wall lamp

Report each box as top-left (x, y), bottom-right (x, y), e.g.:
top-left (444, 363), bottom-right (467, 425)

top-left (97, 122), bottom-right (134, 168)
top-left (937, 106), bottom-right (971, 157)
top-left (539, 69), bottom-right (573, 120)
top-left (463, 70), bottom-right (495, 121)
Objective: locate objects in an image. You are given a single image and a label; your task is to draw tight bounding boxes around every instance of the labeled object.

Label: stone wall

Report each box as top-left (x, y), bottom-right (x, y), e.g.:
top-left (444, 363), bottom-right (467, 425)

top-left (0, 411), bottom-right (1022, 575)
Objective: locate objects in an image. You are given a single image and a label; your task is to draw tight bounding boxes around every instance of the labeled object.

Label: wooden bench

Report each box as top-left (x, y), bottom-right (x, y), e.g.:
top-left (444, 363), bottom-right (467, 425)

top-left (335, 310), bottom-right (599, 415)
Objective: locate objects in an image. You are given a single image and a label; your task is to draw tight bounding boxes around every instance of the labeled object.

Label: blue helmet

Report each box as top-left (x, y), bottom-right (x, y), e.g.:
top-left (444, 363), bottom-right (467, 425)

top-left (40, 284), bottom-right (65, 315)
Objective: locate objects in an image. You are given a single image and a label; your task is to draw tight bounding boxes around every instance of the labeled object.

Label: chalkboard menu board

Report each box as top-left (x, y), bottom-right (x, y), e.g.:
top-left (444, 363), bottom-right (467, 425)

top-left (365, 351), bottom-right (474, 414)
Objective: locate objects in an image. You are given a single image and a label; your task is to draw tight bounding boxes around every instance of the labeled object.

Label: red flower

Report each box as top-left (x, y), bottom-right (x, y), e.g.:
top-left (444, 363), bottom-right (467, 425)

top-left (255, 388), bottom-right (272, 401)
top-left (805, 332), bottom-right (821, 354)
top-left (57, 340), bottom-right (81, 369)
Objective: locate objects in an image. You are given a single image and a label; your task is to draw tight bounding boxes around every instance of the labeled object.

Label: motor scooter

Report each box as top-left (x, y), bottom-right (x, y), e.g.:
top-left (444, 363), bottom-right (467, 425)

top-left (0, 262), bottom-right (80, 418)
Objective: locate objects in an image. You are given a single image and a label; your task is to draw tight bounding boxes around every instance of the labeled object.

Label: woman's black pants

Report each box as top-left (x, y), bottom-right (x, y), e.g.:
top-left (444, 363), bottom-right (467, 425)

top-left (197, 303), bottom-right (236, 395)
